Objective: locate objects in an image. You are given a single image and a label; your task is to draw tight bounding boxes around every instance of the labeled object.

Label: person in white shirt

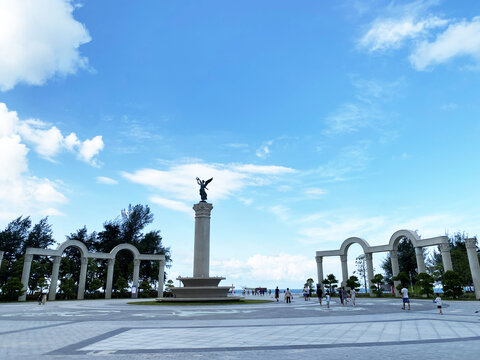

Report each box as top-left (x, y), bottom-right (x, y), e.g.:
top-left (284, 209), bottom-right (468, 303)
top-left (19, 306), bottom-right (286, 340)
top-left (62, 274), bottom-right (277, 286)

top-left (401, 286), bottom-right (410, 310)
top-left (434, 293), bottom-right (443, 314)
top-left (350, 288), bottom-right (356, 306)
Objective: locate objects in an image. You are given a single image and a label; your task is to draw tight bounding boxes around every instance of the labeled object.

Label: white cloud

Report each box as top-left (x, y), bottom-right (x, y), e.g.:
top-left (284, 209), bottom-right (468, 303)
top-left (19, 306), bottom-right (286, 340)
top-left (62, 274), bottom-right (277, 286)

top-left (0, 0), bottom-right (91, 91)
top-left (410, 17), bottom-right (480, 70)
top-left (149, 196), bottom-right (192, 215)
top-left (269, 205), bottom-right (290, 222)
top-left (211, 253), bottom-right (316, 283)
top-left (123, 161), bottom-right (296, 213)
top-left (256, 140), bottom-right (273, 158)
top-left (78, 136), bottom-right (104, 166)
top-left (0, 103), bottom-right (66, 219)
top-left (304, 188), bottom-right (327, 197)
top-left (96, 176), bottom-right (118, 185)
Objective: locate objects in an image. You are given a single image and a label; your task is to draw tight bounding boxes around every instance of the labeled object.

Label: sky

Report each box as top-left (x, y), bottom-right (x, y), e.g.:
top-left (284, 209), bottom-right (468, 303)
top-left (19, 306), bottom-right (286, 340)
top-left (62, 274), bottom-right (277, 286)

top-left (1, 0), bottom-right (480, 289)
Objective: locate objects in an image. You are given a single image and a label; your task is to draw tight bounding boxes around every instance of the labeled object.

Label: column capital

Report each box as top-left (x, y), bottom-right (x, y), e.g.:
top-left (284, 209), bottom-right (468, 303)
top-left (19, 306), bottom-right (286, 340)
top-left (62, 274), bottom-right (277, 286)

top-left (134, 259), bottom-right (141, 266)
top-left (414, 247), bottom-right (423, 254)
top-left (315, 255), bottom-right (323, 263)
top-left (365, 253), bottom-right (373, 261)
top-left (390, 250), bottom-right (398, 259)
top-left (108, 258), bottom-right (115, 266)
top-left (52, 256), bottom-right (61, 265)
top-left (24, 254), bottom-right (33, 262)
top-left (340, 254), bottom-right (347, 262)
top-left (465, 238), bottom-right (477, 249)
top-left (439, 243), bottom-right (450, 253)
top-left (193, 202), bottom-right (213, 217)
top-left (80, 257), bottom-right (88, 265)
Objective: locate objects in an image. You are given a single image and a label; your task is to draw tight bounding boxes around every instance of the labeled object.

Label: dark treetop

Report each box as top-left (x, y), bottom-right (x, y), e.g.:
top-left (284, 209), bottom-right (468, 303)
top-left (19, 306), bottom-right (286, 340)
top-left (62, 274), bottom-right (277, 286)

top-left (196, 177), bottom-right (213, 202)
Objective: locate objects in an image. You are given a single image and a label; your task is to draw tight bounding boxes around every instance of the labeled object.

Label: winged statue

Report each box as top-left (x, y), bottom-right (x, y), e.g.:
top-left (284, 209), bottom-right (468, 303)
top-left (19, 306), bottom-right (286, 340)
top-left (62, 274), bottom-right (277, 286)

top-left (196, 177), bottom-right (213, 202)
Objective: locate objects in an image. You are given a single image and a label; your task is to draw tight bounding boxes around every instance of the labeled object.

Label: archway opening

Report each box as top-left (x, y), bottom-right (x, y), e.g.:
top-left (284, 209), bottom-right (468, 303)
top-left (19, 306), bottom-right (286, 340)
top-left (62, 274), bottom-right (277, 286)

top-left (346, 242), bottom-right (367, 293)
top-left (112, 249), bottom-right (134, 298)
top-left (58, 246), bottom-right (82, 299)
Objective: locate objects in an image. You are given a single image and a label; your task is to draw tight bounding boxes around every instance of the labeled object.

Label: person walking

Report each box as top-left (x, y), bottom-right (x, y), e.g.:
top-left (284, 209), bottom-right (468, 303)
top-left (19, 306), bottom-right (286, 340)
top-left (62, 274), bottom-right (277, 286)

top-left (401, 286), bottom-right (411, 310)
top-left (274, 286), bottom-right (280, 302)
top-left (350, 288), bottom-right (356, 306)
top-left (434, 293), bottom-right (443, 314)
top-left (303, 287), bottom-right (308, 301)
top-left (316, 284), bottom-right (323, 305)
top-left (342, 287), bottom-right (347, 306)
top-left (285, 288), bottom-right (292, 304)
top-left (339, 287), bottom-right (344, 305)
top-left (326, 291), bottom-right (331, 309)
top-left (37, 293), bottom-right (42, 305)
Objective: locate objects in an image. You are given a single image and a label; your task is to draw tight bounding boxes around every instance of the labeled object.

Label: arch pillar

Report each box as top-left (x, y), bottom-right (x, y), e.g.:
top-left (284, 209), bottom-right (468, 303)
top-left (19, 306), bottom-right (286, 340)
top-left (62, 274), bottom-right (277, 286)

top-left (465, 238), bottom-right (480, 300)
top-left (77, 257), bottom-right (88, 300)
top-left (415, 247), bottom-right (426, 274)
top-left (390, 250), bottom-right (400, 296)
top-left (439, 243), bottom-right (453, 271)
top-left (340, 254), bottom-right (348, 287)
top-left (365, 253), bottom-right (374, 296)
top-left (105, 258), bottom-right (115, 299)
top-left (132, 259), bottom-right (140, 290)
top-left (316, 256), bottom-right (324, 292)
top-left (0, 251), bottom-right (4, 271)
top-left (19, 254), bottom-right (33, 301)
top-left (158, 260), bottom-right (165, 297)
top-left (49, 256), bottom-right (61, 301)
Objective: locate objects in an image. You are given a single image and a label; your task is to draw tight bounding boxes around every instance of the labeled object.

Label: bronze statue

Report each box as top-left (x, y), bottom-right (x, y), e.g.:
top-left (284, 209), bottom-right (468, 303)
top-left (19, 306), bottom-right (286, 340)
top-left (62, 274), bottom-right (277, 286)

top-left (196, 177), bottom-right (213, 201)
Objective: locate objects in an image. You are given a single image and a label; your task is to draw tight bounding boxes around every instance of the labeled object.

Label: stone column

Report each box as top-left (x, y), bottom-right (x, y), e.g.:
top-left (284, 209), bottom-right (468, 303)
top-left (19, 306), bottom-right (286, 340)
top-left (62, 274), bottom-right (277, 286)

top-left (49, 256), bottom-right (61, 301)
top-left (315, 256), bottom-right (324, 291)
top-left (193, 202), bottom-right (213, 278)
top-left (340, 254), bottom-right (348, 287)
top-left (0, 251), bottom-right (4, 270)
top-left (365, 253), bottom-right (374, 296)
top-left (415, 247), bottom-right (426, 274)
top-left (19, 254), bottom-right (33, 301)
top-left (132, 259), bottom-right (140, 290)
top-left (465, 238), bottom-right (480, 300)
top-left (439, 243), bottom-right (453, 271)
top-left (105, 258), bottom-right (115, 299)
top-left (390, 250), bottom-right (400, 296)
top-left (77, 257), bottom-right (88, 300)
top-left (158, 260), bottom-right (165, 297)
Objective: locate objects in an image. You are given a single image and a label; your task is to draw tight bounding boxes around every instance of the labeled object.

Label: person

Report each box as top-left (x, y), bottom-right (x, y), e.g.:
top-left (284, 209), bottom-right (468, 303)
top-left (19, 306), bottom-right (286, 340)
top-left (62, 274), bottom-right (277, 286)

top-left (285, 288), bottom-right (292, 303)
top-left (401, 286), bottom-right (410, 310)
top-left (316, 284), bottom-right (323, 305)
top-left (342, 287), bottom-right (347, 306)
top-left (303, 287), bottom-right (308, 301)
top-left (326, 290), bottom-right (331, 309)
top-left (275, 286), bottom-right (280, 302)
top-left (434, 293), bottom-right (443, 314)
top-left (41, 293), bottom-right (47, 305)
top-left (339, 287), bottom-right (343, 305)
top-left (37, 293), bottom-right (43, 305)
top-left (350, 288), bottom-right (356, 306)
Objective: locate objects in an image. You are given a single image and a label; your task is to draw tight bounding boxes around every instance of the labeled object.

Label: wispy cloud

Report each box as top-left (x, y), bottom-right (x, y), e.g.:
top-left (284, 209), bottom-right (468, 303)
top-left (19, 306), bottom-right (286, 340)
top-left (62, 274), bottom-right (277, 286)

top-left (256, 140), bottom-right (273, 158)
top-left (96, 176), bottom-right (118, 185)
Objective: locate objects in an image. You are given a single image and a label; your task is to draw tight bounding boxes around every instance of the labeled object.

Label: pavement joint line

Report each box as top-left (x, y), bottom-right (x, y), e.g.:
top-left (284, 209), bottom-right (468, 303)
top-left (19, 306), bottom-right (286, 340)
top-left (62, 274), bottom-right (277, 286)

top-left (53, 336), bottom-right (480, 355)
top-left (0, 321), bottom-right (76, 336)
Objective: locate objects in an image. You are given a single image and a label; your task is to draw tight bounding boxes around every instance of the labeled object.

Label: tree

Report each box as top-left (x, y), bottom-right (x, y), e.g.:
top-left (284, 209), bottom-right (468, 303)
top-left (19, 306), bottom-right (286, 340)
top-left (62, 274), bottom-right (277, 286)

top-left (165, 279), bottom-right (174, 290)
top-left (370, 274), bottom-right (384, 296)
top-left (346, 275), bottom-right (360, 290)
top-left (393, 271), bottom-right (410, 293)
top-left (36, 277), bottom-right (48, 293)
top-left (139, 279), bottom-right (151, 298)
top-left (443, 270), bottom-right (463, 299)
top-left (354, 255), bottom-right (368, 293)
top-left (416, 273), bottom-right (434, 298)
top-left (304, 278), bottom-right (314, 292)
top-left (114, 276), bottom-right (128, 295)
top-left (381, 237), bottom-right (423, 286)
top-left (0, 277), bottom-right (26, 300)
top-left (323, 274), bottom-right (338, 293)
top-left (59, 278), bottom-right (77, 299)
top-left (88, 278), bottom-right (103, 294)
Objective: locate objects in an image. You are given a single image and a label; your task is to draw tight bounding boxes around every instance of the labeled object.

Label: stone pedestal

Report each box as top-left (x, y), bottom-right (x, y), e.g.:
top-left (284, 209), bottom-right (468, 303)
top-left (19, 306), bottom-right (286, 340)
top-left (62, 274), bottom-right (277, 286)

top-left (159, 201), bottom-right (240, 302)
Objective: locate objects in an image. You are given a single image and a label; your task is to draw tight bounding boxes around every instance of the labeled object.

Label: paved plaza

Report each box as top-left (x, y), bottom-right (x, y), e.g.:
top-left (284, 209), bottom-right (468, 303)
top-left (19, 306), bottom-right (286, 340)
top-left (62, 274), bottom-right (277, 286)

top-left (1, 296), bottom-right (480, 359)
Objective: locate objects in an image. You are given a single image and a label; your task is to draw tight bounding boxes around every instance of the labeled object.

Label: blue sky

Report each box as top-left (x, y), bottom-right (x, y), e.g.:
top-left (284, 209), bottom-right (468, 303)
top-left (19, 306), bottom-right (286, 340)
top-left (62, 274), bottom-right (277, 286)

top-left (1, 0), bottom-right (480, 289)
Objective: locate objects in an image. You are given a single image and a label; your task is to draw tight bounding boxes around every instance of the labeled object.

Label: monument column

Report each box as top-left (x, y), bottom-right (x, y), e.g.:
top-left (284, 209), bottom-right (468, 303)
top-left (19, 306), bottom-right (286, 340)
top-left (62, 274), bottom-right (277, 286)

top-left (19, 254), bottom-right (33, 301)
top-left (390, 250), bottom-right (400, 296)
top-left (415, 247), bottom-right (426, 274)
top-left (132, 259), bottom-right (140, 290)
top-left (365, 253), bottom-right (374, 296)
top-left (340, 254), bottom-right (348, 287)
top-left (77, 257), bottom-right (88, 300)
top-left (193, 202), bottom-right (213, 278)
top-left (465, 238), bottom-right (480, 300)
top-left (105, 258), bottom-right (115, 299)
top-left (158, 260), bottom-right (165, 297)
top-left (49, 256), bottom-right (61, 301)
top-left (439, 243), bottom-right (453, 271)
top-left (316, 256), bottom-right (324, 291)
top-left (0, 251), bottom-right (4, 271)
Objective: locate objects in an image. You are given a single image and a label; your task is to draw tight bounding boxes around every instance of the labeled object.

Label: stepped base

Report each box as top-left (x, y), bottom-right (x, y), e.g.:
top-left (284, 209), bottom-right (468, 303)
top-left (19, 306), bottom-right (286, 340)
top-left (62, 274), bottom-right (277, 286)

top-left (156, 296), bottom-right (242, 302)
top-left (162, 276), bottom-right (233, 301)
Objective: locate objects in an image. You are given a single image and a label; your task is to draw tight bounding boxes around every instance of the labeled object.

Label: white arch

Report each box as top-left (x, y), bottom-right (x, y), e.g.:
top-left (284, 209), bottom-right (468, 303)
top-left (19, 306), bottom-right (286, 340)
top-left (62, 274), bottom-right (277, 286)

top-left (340, 237), bottom-right (371, 255)
top-left (109, 243), bottom-right (140, 259)
top-left (56, 239), bottom-right (89, 258)
top-left (388, 229), bottom-right (420, 250)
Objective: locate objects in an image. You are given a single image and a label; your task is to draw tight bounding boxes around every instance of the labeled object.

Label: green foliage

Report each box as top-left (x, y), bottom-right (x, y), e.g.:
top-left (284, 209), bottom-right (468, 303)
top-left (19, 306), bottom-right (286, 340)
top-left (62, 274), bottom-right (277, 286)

top-left (304, 278), bottom-right (314, 291)
top-left (323, 274), bottom-right (338, 293)
top-left (0, 277), bottom-right (26, 300)
top-left (346, 275), bottom-right (360, 290)
top-left (165, 279), bottom-right (174, 290)
top-left (354, 254), bottom-right (368, 293)
top-left (393, 271), bottom-right (410, 292)
top-left (381, 237), bottom-right (423, 286)
top-left (59, 278), bottom-right (77, 299)
top-left (370, 274), bottom-right (384, 296)
top-left (114, 276), bottom-right (129, 295)
top-left (442, 270), bottom-right (463, 299)
top-left (36, 277), bottom-right (48, 293)
top-left (416, 273), bottom-right (434, 298)
top-left (88, 278), bottom-right (103, 294)
top-left (139, 280), bottom-right (151, 298)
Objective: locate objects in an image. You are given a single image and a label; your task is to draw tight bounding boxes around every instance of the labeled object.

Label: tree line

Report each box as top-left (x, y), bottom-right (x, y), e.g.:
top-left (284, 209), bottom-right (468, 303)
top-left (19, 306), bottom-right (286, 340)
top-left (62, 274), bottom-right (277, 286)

top-left (0, 204), bottom-right (171, 300)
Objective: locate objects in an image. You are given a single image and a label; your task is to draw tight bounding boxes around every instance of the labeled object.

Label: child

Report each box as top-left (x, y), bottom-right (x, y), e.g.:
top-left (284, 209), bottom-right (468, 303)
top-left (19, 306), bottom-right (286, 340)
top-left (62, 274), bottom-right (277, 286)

top-left (326, 291), bottom-right (331, 309)
top-left (434, 293), bottom-right (443, 314)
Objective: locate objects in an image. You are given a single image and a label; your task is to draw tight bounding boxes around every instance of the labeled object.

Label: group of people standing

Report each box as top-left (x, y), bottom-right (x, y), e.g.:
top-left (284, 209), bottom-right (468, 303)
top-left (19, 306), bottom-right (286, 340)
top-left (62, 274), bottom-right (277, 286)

top-left (315, 284), bottom-right (356, 308)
